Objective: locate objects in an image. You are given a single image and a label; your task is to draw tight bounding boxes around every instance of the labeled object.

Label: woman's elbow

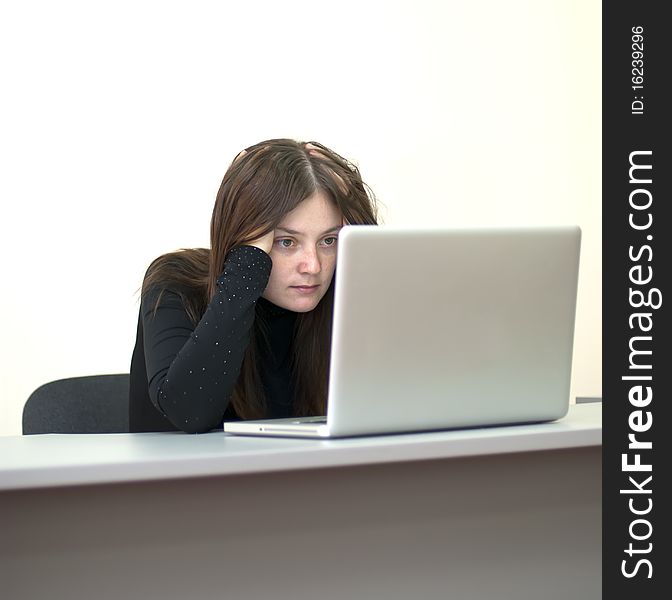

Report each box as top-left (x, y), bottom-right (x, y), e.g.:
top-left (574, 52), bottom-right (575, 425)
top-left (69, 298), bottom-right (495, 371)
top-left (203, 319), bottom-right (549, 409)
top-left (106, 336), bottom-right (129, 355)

top-left (178, 418), bottom-right (219, 434)
top-left (156, 386), bottom-right (223, 434)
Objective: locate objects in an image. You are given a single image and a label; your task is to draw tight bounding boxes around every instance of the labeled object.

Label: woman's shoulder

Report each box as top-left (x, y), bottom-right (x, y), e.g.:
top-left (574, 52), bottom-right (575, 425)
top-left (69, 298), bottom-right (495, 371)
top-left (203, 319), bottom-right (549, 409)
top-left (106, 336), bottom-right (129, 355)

top-left (143, 248), bottom-right (210, 289)
top-left (145, 248), bottom-right (210, 277)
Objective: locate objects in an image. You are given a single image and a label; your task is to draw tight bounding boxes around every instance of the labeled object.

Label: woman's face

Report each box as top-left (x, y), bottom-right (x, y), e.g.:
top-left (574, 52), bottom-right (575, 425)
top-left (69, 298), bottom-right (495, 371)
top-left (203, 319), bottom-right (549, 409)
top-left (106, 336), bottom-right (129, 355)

top-left (262, 191), bottom-right (342, 312)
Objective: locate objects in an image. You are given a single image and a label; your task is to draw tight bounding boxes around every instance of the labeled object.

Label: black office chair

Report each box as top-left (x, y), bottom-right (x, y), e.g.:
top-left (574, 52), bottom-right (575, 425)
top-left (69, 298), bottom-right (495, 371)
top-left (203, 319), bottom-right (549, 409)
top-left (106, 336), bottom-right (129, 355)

top-left (22, 374), bottom-right (130, 434)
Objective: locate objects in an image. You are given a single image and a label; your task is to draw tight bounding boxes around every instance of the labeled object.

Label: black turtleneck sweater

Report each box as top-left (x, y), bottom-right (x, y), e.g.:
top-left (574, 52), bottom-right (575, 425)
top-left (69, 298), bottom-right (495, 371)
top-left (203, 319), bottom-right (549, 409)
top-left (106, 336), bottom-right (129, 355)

top-left (129, 245), bottom-right (297, 433)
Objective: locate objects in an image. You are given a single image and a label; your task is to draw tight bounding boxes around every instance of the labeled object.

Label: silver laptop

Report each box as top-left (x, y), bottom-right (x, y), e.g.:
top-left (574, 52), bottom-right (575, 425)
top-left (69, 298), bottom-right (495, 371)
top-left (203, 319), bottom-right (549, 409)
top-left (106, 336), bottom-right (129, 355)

top-left (224, 225), bottom-right (581, 438)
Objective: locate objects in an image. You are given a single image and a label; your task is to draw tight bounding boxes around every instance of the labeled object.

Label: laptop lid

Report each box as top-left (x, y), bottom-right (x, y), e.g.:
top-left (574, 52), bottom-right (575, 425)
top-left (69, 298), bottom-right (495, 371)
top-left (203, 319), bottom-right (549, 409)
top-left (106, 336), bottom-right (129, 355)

top-left (322, 225), bottom-right (581, 437)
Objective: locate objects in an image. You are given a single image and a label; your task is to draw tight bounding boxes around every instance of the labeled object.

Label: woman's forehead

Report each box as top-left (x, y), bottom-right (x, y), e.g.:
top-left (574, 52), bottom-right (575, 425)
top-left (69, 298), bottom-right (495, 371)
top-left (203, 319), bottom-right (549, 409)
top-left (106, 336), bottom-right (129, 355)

top-left (277, 192), bottom-right (342, 234)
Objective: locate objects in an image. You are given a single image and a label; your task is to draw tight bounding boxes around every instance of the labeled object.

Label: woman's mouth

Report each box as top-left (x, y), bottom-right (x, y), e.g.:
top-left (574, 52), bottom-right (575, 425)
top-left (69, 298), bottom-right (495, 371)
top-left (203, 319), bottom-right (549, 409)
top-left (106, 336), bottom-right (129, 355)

top-left (291, 285), bottom-right (320, 295)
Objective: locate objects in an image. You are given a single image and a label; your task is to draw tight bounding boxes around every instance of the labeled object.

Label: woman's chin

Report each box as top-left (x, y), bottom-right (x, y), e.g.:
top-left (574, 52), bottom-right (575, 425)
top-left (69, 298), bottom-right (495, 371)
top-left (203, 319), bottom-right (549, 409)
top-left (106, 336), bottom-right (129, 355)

top-left (279, 290), bottom-right (324, 313)
top-left (287, 297), bottom-right (321, 313)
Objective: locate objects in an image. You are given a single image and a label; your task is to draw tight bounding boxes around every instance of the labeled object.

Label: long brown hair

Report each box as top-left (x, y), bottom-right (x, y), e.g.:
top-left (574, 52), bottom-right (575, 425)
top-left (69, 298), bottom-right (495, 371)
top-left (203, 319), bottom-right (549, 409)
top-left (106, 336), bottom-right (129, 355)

top-left (142, 139), bottom-right (378, 419)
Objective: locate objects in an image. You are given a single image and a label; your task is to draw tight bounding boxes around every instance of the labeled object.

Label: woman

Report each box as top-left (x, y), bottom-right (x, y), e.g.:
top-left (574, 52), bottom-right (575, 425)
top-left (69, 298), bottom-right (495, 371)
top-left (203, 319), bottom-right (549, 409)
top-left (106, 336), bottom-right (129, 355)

top-left (129, 139), bottom-right (379, 433)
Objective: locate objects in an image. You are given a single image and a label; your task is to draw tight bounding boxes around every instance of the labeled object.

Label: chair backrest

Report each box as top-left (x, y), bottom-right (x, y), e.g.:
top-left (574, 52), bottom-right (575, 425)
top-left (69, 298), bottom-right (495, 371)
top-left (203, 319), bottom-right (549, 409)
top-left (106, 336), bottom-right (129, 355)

top-left (22, 374), bottom-right (130, 434)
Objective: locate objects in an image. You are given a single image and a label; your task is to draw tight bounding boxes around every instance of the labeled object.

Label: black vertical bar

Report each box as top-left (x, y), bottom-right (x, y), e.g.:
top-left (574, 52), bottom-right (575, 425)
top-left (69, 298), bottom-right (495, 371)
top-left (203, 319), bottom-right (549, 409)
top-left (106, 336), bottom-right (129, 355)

top-left (603, 1), bottom-right (670, 596)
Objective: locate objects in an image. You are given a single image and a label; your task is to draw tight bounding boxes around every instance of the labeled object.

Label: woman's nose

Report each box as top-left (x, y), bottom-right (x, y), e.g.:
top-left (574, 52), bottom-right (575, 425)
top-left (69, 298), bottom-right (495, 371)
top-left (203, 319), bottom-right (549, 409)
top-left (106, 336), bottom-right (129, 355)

top-left (298, 247), bottom-right (321, 274)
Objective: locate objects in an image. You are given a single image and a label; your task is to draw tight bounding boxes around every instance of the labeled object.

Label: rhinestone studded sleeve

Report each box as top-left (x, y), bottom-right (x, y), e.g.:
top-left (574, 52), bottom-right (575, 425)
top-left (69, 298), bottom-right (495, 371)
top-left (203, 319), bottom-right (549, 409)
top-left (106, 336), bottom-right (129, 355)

top-left (141, 246), bottom-right (272, 433)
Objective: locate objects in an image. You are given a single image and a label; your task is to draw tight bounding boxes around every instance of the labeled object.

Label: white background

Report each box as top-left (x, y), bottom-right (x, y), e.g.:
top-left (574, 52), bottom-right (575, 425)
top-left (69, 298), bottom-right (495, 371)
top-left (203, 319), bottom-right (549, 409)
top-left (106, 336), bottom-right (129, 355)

top-left (0, 0), bottom-right (601, 436)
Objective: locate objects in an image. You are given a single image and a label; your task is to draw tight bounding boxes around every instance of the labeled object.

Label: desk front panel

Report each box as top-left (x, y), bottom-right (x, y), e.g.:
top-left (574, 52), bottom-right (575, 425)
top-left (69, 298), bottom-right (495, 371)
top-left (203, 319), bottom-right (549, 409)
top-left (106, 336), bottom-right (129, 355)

top-left (1, 446), bottom-right (600, 600)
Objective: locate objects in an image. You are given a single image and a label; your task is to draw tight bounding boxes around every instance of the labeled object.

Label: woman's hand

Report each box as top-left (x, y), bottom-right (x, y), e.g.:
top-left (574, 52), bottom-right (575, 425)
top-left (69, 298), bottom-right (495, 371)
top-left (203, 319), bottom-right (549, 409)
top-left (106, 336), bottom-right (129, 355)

top-left (233, 149), bottom-right (275, 254)
top-left (247, 230), bottom-right (275, 255)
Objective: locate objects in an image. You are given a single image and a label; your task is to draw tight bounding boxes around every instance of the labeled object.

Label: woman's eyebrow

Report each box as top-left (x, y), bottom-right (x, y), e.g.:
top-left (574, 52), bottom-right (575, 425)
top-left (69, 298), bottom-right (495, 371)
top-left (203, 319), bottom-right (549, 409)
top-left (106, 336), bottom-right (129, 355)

top-left (275, 225), bottom-right (343, 236)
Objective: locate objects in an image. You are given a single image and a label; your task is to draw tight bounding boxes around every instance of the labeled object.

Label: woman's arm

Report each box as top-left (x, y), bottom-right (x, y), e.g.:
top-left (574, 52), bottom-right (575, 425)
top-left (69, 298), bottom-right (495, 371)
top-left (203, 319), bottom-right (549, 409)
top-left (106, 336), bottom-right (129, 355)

top-left (142, 245), bottom-right (272, 433)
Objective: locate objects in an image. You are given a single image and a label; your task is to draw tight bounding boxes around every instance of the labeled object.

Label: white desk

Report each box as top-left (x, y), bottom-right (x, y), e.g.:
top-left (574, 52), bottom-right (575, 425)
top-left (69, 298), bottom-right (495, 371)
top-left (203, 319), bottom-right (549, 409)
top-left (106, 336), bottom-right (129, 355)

top-left (0, 403), bottom-right (601, 599)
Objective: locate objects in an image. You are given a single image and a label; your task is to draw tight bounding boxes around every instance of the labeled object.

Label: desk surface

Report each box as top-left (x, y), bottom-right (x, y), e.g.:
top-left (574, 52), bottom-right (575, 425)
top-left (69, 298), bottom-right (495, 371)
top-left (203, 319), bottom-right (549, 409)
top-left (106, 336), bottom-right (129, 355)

top-left (0, 403), bottom-right (601, 491)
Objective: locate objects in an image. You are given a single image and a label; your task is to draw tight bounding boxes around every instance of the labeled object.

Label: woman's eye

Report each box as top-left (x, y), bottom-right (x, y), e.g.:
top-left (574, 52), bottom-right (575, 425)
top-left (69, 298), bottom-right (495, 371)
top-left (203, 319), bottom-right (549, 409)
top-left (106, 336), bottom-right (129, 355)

top-left (322, 236), bottom-right (338, 247)
top-left (277, 239), bottom-right (294, 249)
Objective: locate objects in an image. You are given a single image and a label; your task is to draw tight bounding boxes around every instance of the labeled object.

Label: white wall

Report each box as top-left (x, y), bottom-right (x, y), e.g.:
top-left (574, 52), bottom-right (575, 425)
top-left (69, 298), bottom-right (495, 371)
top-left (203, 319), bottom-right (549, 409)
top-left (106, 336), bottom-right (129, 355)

top-left (0, 0), bottom-right (601, 436)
